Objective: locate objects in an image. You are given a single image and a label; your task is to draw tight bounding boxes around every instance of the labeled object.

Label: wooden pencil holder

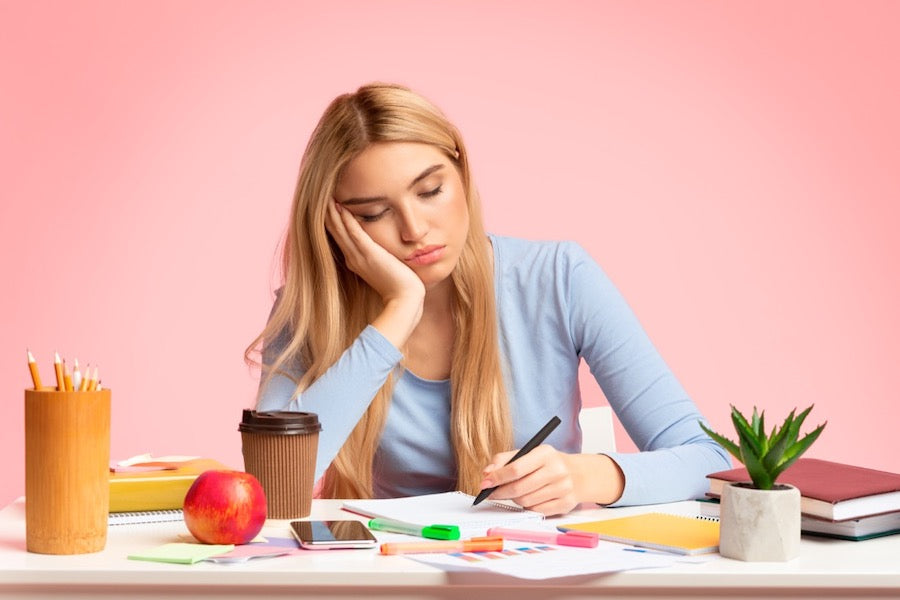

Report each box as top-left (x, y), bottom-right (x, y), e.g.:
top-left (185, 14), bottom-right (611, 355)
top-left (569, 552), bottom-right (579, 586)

top-left (24, 388), bottom-right (111, 554)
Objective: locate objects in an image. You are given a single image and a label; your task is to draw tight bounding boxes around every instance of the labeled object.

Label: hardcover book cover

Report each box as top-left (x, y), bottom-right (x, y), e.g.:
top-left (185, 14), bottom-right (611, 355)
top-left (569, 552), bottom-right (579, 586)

top-left (706, 458), bottom-right (900, 521)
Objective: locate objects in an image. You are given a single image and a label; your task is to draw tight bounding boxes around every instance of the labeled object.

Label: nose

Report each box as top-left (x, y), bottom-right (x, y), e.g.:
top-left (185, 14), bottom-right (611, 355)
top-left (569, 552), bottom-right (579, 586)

top-left (397, 202), bottom-right (428, 243)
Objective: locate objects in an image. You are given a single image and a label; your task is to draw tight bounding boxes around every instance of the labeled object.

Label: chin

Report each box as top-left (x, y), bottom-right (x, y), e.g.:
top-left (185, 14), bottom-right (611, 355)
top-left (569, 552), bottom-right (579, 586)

top-left (418, 265), bottom-right (457, 291)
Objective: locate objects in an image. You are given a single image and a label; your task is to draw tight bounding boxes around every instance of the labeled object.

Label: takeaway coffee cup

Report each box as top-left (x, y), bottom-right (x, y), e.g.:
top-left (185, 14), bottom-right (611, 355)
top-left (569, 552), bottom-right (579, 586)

top-left (239, 409), bottom-right (321, 519)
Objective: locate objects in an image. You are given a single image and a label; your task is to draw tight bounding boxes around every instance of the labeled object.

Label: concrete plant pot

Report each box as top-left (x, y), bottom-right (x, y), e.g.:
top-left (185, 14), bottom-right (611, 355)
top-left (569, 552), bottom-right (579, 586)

top-left (719, 482), bottom-right (801, 562)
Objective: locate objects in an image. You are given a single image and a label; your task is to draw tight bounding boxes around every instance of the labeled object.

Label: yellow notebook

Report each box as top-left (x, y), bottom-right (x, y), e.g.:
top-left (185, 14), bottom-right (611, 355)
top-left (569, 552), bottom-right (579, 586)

top-left (559, 512), bottom-right (720, 555)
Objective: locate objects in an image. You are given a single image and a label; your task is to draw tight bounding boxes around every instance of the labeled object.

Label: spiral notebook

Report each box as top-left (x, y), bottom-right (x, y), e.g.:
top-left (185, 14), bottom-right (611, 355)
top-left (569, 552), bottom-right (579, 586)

top-left (559, 512), bottom-right (720, 555)
top-left (109, 508), bottom-right (183, 526)
top-left (342, 491), bottom-right (543, 534)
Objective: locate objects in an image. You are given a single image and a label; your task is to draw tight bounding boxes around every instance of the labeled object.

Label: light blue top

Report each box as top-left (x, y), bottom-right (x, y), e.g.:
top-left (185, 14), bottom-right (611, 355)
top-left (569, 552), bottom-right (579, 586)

top-left (257, 234), bottom-right (730, 506)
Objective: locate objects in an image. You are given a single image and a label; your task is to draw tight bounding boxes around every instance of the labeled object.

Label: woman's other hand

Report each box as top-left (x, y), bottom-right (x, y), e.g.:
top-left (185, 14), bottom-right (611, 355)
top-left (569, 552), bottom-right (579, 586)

top-left (478, 446), bottom-right (625, 516)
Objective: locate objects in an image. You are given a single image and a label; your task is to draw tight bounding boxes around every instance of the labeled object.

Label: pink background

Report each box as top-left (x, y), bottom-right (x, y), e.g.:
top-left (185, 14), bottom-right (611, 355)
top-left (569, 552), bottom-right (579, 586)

top-left (2, 1), bottom-right (898, 506)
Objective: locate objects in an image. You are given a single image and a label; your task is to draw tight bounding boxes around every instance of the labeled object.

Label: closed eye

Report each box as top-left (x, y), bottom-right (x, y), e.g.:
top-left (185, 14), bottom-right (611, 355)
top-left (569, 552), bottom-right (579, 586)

top-left (359, 209), bottom-right (389, 222)
top-left (420, 185), bottom-right (442, 199)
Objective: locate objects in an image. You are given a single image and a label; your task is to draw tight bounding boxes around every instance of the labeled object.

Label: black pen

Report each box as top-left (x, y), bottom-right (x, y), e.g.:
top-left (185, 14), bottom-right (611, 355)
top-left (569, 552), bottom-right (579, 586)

top-left (472, 416), bottom-right (562, 506)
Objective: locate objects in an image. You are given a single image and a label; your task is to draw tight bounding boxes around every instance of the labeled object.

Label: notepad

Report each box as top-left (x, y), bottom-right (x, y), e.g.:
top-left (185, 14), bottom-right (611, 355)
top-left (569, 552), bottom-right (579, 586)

top-left (127, 542), bottom-right (235, 564)
top-left (559, 513), bottom-right (720, 555)
top-left (342, 491), bottom-right (543, 534)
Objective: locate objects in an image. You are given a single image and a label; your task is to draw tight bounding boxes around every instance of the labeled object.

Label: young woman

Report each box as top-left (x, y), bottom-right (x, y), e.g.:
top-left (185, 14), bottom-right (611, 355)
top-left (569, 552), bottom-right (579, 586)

top-left (247, 83), bottom-right (729, 516)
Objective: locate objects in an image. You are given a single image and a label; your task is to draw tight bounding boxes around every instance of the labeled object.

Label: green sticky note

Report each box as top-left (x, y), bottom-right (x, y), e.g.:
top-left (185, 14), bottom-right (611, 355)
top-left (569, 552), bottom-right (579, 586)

top-left (128, 542), bottom-right (235, 564)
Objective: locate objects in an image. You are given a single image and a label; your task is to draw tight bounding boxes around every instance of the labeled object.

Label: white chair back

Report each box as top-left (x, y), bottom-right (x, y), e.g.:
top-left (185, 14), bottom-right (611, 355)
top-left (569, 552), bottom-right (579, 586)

top-left (578, 405), bottom-right (616, 454)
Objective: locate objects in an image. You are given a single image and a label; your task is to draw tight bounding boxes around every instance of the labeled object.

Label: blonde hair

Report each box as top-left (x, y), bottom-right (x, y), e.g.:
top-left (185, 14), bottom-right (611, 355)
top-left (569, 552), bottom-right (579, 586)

top-left (245, 83), bottom-right (512, 498)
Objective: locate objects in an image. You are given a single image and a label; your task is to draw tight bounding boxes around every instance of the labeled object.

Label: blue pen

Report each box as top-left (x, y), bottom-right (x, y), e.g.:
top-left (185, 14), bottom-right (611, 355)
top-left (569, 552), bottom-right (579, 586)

top-left (368, 518), bottom-right (461, 540)
top-left (622, 546), bottom-right (673, 556)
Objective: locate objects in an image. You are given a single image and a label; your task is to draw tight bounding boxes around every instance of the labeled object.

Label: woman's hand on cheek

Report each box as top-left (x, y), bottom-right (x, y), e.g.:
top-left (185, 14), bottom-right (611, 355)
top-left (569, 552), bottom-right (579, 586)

top-left (326, 201), bottom-right (425, 348)
top-left (326, 201), bottom-right (425, 305)
top-left (478, 446), bottom-right (580, 517)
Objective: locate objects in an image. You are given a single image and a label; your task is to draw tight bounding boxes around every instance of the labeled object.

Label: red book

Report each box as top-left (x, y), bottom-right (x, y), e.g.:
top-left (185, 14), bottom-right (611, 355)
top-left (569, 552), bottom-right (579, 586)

top-left (706, 458), bottom-right (900, 521)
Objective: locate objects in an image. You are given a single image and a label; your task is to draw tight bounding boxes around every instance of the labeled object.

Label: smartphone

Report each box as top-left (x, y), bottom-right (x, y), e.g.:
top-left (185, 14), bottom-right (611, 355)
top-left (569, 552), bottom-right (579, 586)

top-left (289, 520), bottom-right (378, 550)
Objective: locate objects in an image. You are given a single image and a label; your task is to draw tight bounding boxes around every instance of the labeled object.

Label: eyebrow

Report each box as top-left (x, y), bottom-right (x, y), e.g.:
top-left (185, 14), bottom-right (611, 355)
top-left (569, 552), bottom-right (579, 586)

top-left (340, 164), bottom-right (445, 206)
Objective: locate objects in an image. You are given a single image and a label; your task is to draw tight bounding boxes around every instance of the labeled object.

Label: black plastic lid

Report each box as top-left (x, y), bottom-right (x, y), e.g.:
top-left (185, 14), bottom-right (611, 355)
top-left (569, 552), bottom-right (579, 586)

top-left (238, 409), bottom-right (321, 435)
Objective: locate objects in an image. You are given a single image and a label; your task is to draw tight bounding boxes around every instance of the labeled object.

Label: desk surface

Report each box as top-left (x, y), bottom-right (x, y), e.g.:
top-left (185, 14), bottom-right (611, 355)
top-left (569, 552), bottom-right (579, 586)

top-left (1, 497), bottom-right (898, 600)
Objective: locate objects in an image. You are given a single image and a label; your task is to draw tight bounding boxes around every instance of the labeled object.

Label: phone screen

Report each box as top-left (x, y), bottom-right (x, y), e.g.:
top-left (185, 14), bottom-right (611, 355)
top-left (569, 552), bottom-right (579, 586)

top-left (290, 520), bottom-right (377, 549)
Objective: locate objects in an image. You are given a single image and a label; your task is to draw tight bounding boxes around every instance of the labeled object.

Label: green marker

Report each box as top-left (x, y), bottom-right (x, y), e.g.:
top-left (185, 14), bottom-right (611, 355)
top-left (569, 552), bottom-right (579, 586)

top-left (368, 518), bottom-right (460, 540)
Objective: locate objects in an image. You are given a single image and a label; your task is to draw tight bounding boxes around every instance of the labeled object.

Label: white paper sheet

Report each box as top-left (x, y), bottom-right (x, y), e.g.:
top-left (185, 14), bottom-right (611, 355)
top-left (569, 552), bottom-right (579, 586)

top-left (407, 541), bottom-right (684, 579)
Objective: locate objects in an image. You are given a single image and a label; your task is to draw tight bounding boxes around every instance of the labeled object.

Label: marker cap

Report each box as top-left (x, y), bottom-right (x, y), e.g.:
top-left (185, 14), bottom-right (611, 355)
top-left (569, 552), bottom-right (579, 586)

top-left (421, 524), bottom-right (461, 540)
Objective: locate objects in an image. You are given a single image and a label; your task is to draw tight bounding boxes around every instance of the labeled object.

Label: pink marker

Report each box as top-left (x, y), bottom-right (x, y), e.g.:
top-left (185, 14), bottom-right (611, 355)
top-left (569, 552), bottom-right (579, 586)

top-left (486, 527), bottom-right (599, 548)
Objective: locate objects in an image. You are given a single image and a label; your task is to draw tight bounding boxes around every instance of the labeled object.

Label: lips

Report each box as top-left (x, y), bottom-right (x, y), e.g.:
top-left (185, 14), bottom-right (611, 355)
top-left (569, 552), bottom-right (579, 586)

top-left (405, 245), bottom-right (446, 266)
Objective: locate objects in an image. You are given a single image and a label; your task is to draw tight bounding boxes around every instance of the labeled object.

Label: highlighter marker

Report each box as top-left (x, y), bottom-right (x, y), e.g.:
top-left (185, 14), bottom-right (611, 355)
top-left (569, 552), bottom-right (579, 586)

top-left (380, 536), bottom-right (504, 555)
top-left (487, 526), bottom-right (599, 548)
top-left (368, 518), bottom-right (460, 540)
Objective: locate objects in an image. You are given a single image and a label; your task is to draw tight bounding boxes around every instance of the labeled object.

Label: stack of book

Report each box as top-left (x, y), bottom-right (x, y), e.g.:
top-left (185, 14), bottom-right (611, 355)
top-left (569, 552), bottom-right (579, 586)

top-left (109, 456), bottom-right (230, 525)
top-left (702, 458), bottom-right (900, 541)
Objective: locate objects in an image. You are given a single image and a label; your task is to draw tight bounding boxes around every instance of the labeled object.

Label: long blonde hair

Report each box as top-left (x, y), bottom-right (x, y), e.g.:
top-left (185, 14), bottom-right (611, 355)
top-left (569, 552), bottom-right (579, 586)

top-left (245, 83), bottom-right (512, 498)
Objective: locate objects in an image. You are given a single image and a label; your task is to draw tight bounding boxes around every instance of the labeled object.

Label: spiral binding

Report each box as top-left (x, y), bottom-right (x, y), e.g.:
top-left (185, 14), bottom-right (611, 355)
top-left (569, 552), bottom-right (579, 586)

top-left (109, 508), bottom-right (183, 525)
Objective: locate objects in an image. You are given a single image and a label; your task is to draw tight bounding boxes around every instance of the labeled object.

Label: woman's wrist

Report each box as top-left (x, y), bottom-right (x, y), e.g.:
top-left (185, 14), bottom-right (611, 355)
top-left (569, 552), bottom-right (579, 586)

top-left (566, 453), bottom-right (625, 506)
top-left (372, 293), bottom-right (425, 349)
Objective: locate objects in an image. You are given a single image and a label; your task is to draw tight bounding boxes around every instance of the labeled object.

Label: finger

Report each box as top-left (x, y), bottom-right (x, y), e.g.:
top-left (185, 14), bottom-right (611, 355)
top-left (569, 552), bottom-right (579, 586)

top-left (328, 201), bottom-right (373, 266)
top-left (336, 201), bottom-right (379, 252)
top-left (489, 468), bottom-right (544, 503)
top-left (482, 450), bottom-right (517, 476)
top-left (509, 471), bottom-right (574, 509)
top-left (325, 201), bottom-right (350, 246)
top-left (479, 449), bottom-right (547, 492)
top-left (490, 458), bottom-right (564, 504)
top-left (525, 495), bottom-right (578, 517)
top-left (484, 446), bottom-right (571, 501)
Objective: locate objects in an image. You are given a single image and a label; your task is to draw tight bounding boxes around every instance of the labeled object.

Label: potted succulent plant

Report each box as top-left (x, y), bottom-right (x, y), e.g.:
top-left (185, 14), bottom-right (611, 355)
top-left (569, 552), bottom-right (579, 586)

top-left (700, 405), bottom-right (826, 561)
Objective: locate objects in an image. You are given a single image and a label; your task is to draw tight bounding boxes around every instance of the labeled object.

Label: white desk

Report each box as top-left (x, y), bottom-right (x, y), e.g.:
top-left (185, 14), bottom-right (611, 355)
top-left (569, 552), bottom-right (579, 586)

top-left (1, 498), bottom-right (898, 600)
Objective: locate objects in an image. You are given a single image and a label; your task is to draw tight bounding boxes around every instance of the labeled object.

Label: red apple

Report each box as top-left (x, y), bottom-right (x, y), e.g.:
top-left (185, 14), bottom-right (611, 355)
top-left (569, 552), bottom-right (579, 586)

top-left (183, 470), bottom-right (267, 544)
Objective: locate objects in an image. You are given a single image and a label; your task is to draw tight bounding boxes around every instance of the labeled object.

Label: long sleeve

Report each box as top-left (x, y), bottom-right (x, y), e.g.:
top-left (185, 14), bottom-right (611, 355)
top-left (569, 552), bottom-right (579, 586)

top-left (256, 324), bottom-right (403, 481)
top-left (562, 242), bottom-right (731, 505)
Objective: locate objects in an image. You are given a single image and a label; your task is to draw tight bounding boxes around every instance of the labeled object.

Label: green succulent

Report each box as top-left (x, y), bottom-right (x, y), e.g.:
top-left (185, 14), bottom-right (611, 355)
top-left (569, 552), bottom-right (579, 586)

top-left (700, 405), bottom-right (826, 490)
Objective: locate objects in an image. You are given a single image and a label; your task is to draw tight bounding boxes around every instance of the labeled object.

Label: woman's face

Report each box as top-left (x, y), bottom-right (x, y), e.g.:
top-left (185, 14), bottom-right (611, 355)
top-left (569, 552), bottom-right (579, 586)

top-left (333, 142), bottom-right (470, 290)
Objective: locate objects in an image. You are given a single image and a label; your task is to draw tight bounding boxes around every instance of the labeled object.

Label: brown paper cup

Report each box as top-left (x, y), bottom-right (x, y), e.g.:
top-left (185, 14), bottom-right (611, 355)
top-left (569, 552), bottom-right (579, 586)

top-left (239, 410), bottom-right (321, 519)
top-left (25, 389), bottom-right (111, 554)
